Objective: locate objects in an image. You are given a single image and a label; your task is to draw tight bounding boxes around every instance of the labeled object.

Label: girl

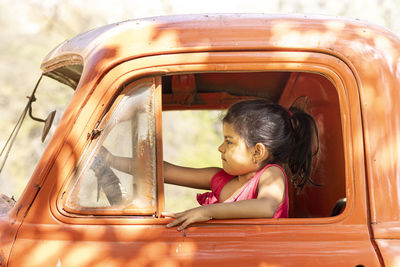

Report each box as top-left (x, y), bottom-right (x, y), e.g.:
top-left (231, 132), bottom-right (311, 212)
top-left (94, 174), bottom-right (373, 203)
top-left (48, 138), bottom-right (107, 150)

top-left (162, 100), bottom-right (319, 231)
top-left (98, 100), bottom-right (319, 230)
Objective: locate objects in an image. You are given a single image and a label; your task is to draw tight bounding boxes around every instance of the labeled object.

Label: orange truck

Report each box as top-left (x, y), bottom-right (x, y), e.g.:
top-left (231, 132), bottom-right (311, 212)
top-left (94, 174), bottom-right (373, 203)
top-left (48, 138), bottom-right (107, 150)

top-left (0, 14), bottom-right (399, 266)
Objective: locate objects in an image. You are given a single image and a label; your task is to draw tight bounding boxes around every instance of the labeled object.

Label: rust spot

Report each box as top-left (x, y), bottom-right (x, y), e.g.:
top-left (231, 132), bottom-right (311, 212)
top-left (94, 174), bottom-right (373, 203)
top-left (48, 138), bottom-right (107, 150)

top-left (88, 127), bottom-right (104, 140)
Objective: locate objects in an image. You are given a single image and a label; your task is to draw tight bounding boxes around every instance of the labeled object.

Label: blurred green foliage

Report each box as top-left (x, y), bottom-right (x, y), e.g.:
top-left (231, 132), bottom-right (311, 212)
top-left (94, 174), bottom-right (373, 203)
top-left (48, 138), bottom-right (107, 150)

top-left (163, 110), bottom-right (223, 212)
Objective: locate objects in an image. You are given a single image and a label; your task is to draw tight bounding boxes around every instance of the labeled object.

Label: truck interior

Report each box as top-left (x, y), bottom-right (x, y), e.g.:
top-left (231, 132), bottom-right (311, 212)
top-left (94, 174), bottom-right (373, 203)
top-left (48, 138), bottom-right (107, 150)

top-left (161, 71), bottom-right (346, 218)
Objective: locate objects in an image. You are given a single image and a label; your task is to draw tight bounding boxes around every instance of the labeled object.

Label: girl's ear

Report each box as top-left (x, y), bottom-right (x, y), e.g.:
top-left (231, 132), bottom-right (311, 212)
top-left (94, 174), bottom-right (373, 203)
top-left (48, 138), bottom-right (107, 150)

top-left (253, 143), bottom-right (269, 162)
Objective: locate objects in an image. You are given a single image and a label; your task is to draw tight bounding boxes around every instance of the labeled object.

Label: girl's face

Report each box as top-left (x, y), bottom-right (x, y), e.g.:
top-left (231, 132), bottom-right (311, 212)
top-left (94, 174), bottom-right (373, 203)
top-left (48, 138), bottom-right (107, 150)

top-left (218, 122), bottom-right (258, 176)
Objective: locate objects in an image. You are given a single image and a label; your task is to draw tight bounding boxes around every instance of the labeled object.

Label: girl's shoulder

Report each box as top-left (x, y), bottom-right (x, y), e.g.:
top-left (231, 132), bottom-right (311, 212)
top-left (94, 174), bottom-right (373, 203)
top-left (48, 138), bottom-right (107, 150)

top-left (257, 164), bottom-right (287, 202)
top-left (258, 164), bottom-right (287, 185)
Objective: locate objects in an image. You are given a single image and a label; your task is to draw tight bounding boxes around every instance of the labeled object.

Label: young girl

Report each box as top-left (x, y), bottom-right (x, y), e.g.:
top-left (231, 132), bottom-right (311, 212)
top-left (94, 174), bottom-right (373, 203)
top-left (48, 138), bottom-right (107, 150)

top-left (98, 100), bottom-right (319, 230)
top-left (162, 100), bottom-right (319, 231)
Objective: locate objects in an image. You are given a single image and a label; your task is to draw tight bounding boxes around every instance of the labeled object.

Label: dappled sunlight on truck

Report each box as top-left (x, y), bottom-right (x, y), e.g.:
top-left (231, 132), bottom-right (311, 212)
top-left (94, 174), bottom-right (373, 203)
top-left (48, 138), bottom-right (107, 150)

top-left (1, 14), bottom-right (400, 266)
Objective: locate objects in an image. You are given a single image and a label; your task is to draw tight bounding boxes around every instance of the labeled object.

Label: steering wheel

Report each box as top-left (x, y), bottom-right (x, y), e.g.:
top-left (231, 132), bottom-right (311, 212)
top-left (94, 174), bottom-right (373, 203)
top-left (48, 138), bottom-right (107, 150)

top-left (90, 152), bottom-right (123, 206)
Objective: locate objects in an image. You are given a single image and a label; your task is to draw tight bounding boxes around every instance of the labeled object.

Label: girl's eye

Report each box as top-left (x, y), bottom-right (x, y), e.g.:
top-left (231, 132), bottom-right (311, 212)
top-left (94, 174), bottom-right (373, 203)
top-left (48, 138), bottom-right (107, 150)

top-left (226, 140), bottom-right (232, 145)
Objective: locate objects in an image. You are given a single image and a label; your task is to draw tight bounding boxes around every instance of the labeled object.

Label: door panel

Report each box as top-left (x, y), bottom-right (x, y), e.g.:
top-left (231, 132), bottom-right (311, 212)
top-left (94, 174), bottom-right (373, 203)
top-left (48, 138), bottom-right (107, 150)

top-left (8, 222), bottom-right (380, 266)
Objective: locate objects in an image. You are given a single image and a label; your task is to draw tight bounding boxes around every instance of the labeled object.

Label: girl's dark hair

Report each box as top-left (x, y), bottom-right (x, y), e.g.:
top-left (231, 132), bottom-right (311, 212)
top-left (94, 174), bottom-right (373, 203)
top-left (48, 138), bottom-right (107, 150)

top-left (223, 99), bottom-right (319, 189)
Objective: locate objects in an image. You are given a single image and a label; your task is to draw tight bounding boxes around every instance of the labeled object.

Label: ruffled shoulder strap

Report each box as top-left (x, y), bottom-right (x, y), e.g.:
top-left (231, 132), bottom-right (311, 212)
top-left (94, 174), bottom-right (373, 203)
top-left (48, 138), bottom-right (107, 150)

top-left (197, 169), bottom-right (235, 205)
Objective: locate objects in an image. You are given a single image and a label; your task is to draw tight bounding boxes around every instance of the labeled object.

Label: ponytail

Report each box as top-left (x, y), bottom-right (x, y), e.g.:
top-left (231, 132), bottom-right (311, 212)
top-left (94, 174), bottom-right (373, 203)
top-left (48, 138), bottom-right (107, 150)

top-left (287, 106), bottom-right (319, 189)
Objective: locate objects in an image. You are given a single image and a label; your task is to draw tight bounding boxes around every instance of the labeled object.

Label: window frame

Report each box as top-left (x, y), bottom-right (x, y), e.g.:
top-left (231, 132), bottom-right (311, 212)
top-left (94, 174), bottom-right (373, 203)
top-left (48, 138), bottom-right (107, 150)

top-left (52, 50), bottom-right (363, 227)
top-left (58, 76), bottom-right (164, 217)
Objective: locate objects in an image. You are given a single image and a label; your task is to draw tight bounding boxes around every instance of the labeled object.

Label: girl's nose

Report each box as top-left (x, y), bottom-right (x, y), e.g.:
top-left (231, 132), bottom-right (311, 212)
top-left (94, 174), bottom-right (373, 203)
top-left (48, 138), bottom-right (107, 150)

top-left (218, 143), bottom-right (224, 153)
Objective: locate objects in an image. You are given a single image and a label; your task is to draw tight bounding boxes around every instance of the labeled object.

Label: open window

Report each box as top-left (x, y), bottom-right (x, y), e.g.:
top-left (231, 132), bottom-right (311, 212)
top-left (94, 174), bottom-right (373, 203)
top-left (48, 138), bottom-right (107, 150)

top-left (161, 72), bottom-right (346, 218)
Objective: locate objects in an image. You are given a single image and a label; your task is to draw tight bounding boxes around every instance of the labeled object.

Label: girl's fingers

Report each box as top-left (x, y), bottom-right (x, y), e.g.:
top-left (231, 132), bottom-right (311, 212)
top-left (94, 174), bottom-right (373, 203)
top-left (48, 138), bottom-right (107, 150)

top-left (166, 216), bottom-right (186, 228)
top-left (163, 210), bottom-right (194, 230)
top-left (177, 219), bottom-right (192, 231)
top-left (162, 211), bottom-right (185, 218)
top-left (161, 211), bottom-right (176, 218)
top-left (166, 220), bottom-right (179, 228)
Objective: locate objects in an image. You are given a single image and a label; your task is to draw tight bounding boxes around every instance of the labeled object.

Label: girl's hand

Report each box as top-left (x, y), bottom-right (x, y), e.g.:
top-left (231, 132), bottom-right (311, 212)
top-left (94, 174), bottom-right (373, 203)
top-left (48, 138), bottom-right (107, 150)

top-left (163, 207), bottom-right (212, 231)
top-left (98, 146), bottom-right (113, 164)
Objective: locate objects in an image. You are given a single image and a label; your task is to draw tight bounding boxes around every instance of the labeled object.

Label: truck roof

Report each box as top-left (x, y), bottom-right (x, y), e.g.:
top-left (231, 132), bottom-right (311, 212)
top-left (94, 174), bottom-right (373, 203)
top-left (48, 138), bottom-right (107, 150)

top-left (40, 14), bottom-right (399, 88)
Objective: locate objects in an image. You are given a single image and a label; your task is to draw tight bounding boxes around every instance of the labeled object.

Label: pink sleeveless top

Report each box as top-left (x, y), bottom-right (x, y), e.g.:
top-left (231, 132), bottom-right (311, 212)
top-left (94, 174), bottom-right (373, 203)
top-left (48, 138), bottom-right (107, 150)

top-left (197, 164), bottom-right (289, 218)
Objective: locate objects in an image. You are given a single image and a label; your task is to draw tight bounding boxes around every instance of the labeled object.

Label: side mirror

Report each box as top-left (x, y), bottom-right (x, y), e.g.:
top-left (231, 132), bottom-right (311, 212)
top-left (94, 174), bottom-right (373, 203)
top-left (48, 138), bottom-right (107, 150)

top-left (41, 110), bottom-right (56, 142)
top-left (29, 106), bottom-right (56, 142)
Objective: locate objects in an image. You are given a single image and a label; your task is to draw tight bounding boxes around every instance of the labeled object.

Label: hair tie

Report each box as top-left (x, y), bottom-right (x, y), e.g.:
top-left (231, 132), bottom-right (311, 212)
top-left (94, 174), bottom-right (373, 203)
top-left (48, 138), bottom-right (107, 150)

top-left (288, 110), bottom-right (293, 118)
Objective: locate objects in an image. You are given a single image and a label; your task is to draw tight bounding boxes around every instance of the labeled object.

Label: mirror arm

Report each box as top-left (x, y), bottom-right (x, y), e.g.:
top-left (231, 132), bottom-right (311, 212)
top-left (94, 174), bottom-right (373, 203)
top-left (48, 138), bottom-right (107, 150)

top-left (28, 105), bottom-right (46, 123)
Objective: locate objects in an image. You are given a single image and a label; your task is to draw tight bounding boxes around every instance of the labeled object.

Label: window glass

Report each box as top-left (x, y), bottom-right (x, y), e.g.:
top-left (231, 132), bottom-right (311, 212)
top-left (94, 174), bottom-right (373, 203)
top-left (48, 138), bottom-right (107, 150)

top-left (64, 79), bottom-right (156, 215)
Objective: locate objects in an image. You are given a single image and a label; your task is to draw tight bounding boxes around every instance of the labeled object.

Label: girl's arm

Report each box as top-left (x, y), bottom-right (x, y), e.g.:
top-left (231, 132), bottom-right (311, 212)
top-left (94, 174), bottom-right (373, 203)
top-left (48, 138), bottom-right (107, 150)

top-left (164, 166), bottom-right (285, 231)
top-left (97, 146), bottom-right (132, 173)
top-left (164, 162), bottom-right (221, 190)
top-left (98, 147), bottom-right (220, 190)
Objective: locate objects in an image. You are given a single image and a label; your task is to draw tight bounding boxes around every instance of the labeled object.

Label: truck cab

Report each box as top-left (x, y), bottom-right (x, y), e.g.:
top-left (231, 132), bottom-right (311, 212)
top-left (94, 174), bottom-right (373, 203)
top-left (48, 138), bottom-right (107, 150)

top-left (1, 14), bottom-right (399, 266)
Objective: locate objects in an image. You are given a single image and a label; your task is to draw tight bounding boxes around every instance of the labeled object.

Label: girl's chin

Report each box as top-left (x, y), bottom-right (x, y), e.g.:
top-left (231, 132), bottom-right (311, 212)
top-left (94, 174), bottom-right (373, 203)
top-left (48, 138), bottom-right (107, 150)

top-left (222, 166), bottom-right (240, 176)
top-left (222, 162), bottom-right (254, 176)
top-left (222, 165), bottom-right (259, 176)
top-left (223, 169), bottom-right (234, 176)
top-left (221, 165), bottom-right (234, 175)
